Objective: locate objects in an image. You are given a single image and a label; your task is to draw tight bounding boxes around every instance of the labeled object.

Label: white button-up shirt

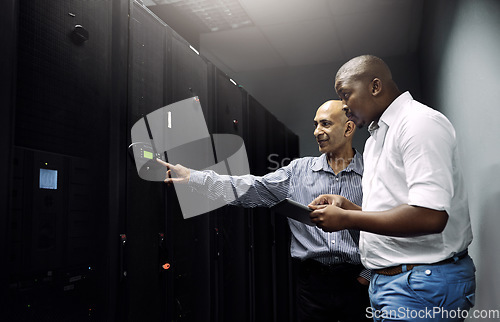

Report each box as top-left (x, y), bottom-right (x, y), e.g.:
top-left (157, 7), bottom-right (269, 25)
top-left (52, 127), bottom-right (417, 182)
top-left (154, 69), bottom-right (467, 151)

top-left (360, 92), bottom-right (473, 269)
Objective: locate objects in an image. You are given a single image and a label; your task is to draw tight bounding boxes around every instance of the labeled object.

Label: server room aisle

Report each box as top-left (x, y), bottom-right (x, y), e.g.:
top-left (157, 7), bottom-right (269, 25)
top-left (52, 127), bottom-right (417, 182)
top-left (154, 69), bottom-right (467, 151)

top-left (4, 1), bottom-right (299, 321)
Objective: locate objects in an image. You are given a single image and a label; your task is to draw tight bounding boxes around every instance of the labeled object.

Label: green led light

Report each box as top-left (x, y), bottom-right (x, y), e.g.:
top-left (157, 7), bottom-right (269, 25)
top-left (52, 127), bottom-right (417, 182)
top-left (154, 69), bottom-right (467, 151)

top-left (143, 151), bottom-right (153, 159)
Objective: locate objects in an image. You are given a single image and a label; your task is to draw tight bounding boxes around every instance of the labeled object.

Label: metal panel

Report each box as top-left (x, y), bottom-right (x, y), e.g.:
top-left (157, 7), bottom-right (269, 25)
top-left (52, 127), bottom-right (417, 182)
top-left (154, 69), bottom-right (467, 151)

top-left (215, 72), bottom-right (244, 137)
top-left (267, 114), bottom-right (293, 322)
top-left (0, 0), bottom-right (17, 308)
top-left (247, 96), bottom-right (275, 321)
top-left (8, 147), bottom-right (101, 321)
top-left (170, 32), bottom-right (210, 121)
top-left (15, 0), bottom-right (111, 158)
top-left (126, 2), bottom-right (167, 321)
top-left (167, 26), bottom-right (212, 322)
top-left (9, 0), bottom-right (112, 320)
top-left (213, 70), bottom-right (251, 321)
top-left (108, 0), bottom-right (130, 321)
top-left (285, 126), bottom-right (300, 321)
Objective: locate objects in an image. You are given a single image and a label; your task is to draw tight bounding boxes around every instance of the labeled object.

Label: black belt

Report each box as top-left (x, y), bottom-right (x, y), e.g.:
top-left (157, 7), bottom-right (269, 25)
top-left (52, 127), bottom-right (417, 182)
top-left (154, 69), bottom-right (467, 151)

top-left (375, 251), bottom-right (468, 276)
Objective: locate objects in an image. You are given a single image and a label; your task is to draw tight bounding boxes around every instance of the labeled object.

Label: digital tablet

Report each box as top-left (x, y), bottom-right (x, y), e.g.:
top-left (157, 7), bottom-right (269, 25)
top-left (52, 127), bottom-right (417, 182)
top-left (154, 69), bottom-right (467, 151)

top-left (271, 198), bottom-right (315, 226)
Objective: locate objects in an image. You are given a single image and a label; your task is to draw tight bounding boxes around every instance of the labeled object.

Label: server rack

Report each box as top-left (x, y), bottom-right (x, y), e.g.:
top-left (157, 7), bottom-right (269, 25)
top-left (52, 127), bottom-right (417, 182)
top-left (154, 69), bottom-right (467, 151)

top-left (246, 97), bottom-right (278, 322)
top-left (166, 24), bottom-right (214, 322)
top-left (7, 0), bottom-right (113, 320)
top-left (212, 70), bottom-right (252, 321)
top-left (5, 1), bottom-right (300, 321)
top-left (126, 2), bottom-right (168, 321)
top-left (267, 114), bottom-right (294, 322)
top-left (0, 0), bottom-right (17, 312)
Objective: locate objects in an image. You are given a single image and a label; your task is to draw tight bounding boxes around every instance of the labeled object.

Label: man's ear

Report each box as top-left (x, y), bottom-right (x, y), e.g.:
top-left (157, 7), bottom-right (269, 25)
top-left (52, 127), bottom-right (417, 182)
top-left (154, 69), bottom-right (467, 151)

top-left (371, 78), bottom-right (382, 96)
top-left (345, 120), bottom-right (356, 137)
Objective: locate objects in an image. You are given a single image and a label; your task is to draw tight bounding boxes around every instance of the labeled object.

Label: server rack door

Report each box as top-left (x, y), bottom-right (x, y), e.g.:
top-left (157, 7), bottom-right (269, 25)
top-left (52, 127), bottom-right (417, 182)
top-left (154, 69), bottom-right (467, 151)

top-left (167, 30), bottom-right (212, 322)
top-left (0, 0), bottom-right (17, 307)
top-left (108, 0), bottom-right (130, 320)
top-left (285, 127), bottom-right (300, 321)
top-left (170, 32), bottom-right (210, 126)
top-left (213, 71), bottom-right (251, 321)
top-left (267, 115), bottom-right (293, 322)
top-left (9, 0), bottom-right (112, 320)
top-left (247, 96), bottom-right (276, 321)
top-left (126, 2), bottom-right (167, 321)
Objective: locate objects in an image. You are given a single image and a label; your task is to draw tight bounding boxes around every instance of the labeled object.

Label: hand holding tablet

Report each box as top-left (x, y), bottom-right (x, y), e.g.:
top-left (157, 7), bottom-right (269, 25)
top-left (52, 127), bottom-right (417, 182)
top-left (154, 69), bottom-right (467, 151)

top-left (271, 198), bottom-right (319, 226)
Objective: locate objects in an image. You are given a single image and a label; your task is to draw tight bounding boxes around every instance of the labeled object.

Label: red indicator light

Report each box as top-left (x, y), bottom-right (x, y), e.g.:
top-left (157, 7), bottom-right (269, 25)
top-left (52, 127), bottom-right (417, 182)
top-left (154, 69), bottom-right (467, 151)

top-left (162, 263), bottom-right (171, 270)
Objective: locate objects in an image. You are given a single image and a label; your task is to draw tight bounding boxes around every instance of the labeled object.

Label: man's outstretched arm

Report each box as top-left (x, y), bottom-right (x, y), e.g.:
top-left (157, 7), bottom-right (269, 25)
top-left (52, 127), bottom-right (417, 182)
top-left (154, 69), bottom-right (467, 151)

top-left (155, 158), bottom-right (291, 208)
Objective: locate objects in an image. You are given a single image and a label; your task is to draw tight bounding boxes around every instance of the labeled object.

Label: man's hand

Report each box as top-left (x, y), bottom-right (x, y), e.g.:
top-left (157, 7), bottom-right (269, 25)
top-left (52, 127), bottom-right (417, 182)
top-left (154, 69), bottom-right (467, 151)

top-left (309, 205), bottom-right (348, 232)
top-left (308, 194), bottom-right (345, 208)
top-left (156, 159), bottom-right (190, 184)
top-left (308, 194), bottom-right (361, 211)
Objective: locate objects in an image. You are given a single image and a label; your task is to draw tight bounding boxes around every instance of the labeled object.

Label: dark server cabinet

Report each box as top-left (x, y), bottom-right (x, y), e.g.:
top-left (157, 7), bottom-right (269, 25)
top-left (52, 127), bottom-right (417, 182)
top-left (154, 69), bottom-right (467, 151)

top-left (213, 71), bottom-right (252, 321)
top-left (0, 0), bottom-right (17, 310)
top-left (166, 26), bottom-right (213, 322)
top-left (5, 1), bottom-right (301, 321)
top-left (126, 2), bottom-right (168, 321)
top-left (284, 127), bottom-right (300, 322)
top-left (8, 0), bottom-right (112, 320)
top-left (169, 31), bottom-right (211, 123)
top-left (267, 114), bottom-right (294, 322)
top-left (246, 96), bottom-right (276, 321)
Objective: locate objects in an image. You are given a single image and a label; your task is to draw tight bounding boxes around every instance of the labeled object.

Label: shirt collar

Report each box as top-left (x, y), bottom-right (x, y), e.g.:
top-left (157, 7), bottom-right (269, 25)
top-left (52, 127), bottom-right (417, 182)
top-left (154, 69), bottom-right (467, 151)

top-left (310, 150), bottom-right (363, 176)
top-left (310, 154), bottom-right (327, 172)
top-left (368, 91), bottom-right (413, 136)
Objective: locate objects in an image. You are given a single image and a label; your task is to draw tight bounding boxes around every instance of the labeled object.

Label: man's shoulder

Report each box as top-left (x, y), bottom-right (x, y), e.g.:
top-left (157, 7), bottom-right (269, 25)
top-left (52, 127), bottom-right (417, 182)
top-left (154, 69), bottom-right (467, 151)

top-left (401, 100), bottom-right (450, 122)
top-left (394, 100), bottom-right (453, 135)
top-left (392, 101), bottom-right (456, 150)
top-left (287, 155), bottom-right (323, 170)
top-left (288, 155), bottom-right (320, 165)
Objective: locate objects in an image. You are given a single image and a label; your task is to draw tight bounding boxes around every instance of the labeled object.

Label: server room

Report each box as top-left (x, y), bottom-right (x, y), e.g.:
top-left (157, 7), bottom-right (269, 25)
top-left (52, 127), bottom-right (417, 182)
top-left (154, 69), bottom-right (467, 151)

top-left (1, 0), bottom-right (499, 321)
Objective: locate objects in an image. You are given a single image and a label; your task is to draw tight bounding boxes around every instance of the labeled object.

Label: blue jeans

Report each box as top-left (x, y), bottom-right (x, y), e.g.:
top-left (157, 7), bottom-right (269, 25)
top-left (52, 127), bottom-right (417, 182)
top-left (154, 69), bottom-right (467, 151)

top-left (368, 255), bottom-right (476, 321)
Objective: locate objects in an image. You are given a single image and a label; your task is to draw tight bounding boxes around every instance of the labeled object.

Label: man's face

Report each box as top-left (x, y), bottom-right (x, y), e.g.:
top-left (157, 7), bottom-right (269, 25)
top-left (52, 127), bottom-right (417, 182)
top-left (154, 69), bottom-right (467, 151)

top-left (335, 76), bottom-right (374, 129)
top-left (313, 103), bottom-right (348, 154)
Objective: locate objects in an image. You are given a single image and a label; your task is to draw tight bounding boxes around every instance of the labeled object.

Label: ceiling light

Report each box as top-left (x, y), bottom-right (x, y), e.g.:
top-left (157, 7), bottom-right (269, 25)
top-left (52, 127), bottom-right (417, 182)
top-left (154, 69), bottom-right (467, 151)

top-left (189, 45), bottom-right (200, 55)
top-left (151, 0), bottom-right (253, 32)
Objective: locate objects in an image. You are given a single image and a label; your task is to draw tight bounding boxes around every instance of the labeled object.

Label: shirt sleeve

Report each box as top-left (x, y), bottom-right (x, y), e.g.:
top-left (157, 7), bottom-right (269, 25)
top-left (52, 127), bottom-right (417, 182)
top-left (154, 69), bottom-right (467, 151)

top-left (399, 112), bottom-right (455, 213)
top-left (188, 162), bottom-right (295, 208)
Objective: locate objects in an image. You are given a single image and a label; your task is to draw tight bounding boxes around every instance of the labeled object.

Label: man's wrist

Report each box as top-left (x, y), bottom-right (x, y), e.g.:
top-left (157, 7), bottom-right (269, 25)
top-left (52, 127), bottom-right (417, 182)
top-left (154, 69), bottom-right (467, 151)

top-left (338, 196), bottom-right (346, 209)
top-left (344, 198), bottom-right (362, 211)
top-left (188, 170), bottom-right (204, 185)
top-left (342, 209), bottom-right (359, 230)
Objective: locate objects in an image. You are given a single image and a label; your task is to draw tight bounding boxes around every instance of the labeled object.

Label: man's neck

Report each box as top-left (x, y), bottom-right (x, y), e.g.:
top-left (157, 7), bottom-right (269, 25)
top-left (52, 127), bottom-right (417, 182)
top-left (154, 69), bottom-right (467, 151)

top-left (327, 148), bottom-right (355, 174)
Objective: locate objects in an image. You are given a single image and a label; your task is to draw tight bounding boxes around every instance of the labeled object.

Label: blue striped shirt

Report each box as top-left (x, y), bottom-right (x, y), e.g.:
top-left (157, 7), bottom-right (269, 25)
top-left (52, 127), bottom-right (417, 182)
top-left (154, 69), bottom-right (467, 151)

top-left (189, 151), bottom-right (368, 279)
